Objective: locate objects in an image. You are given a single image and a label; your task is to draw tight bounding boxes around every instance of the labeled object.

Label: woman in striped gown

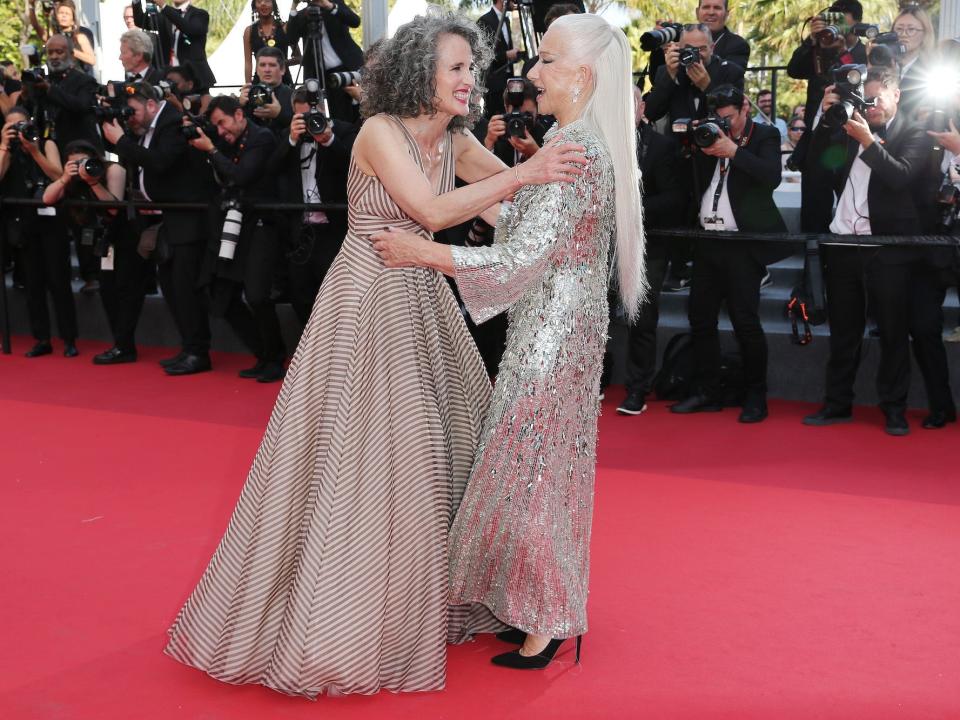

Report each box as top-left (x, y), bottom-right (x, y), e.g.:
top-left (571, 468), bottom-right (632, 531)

top-left (163, 12), bottom-right (586, 698)
top-left (372, 14), bottom-right (645, 670)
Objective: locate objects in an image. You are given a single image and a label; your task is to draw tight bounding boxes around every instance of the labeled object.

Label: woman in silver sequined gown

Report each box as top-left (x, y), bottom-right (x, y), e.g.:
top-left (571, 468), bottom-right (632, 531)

top-left (373, 14), bottom-right (645, 666)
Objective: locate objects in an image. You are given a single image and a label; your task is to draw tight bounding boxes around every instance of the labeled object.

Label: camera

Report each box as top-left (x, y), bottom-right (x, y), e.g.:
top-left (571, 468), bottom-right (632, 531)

top-left (868, 32), bottom-right (906, 68)
top-left (81, 157), bottom-right (105, 179)
top-left (679, 46), bottom-right (701, 68)
top-left (814, 11), bottom-right (850, 44)
top-left (301, 78), bottom-right (329, 138)
top-left (12, 119), bottom-right (40, 144)
top-left (639, 22), bottom-right (683, 52)
top-left (93, 104), bottom-right (135, 123)
top-left (852, 23), bottom-right (879, 40)
top-left (21, 66), bottom-right (48, 84)
top-left (503, 77), bottom-right (534, 139)
top-left (327, 70), bottom-right (362, 90)
top-left (248, 83), bottom-right (274, 108)
top-left (671, 116), bottom-right (731, 149)
top-left (180, 113), bottom-right (215, 140)
top-left (304, 4), bottom-right (325, 34)
top-left (821, 64), bottom-right (873, 129)
top-left (39, 0), bottom-right (56, 13)
top-left (936, 179), bottom-right (960, 231)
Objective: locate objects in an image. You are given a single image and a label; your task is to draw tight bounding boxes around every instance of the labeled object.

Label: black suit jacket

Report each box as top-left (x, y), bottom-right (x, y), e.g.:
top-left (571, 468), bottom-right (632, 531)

top-left (111, 101), bottom-right (216, 244)
top-left (269, 118), bottom-right (355, 241)
top-left (713, 28), bottom-right (750, 72)
top-left (246, 83), bottom-right (294, 137)
top-left (133, 2), bottom-right (216, 89)
top-left (287, 0), bottom-right (363, 77)
top-left (695, 119), bottom-right (789, 265)
top-left (787, 39), bottom-right (866, 134)
top-left (637, 123), bottom-right (686, 234)
top-left (478, 8), bottom-right (514, 117)
top-left (812, 111), bottom-right (929, 250)
top-left (42, 68), bottom-right (102, 153)
top-left (644, 57), bottom-right (745, 124)
top-left (126, 66), bottom-right (166, 85)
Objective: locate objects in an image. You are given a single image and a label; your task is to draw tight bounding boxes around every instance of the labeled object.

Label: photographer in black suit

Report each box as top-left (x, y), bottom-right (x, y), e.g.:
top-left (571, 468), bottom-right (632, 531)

top-left (787, 0), bottom-right (866, 233)
top-left (100, 82), bottom-right (216, 374)
top-left (188, 95), bottom-right (285, 383)
top-left (670, 85), bottom-right (787, 423)
top-left (119, 28), bottom-right (166, 84)
top-left (802, 69), bottom-right (929, 436)
top-left (616, 88), bottom-right (687, 416)
top-left (287, 0), bottom-right (362, 122)
top-left (478, 0), bottom-right (522, 117)
top-left (239, 46), bottom-right (294, 136)
top-left (476, 78), bottom-right (545, 167)
top-left (271, 85), bottom-right (355, 328)
top-left (132, 0), bottom-right (217, 90)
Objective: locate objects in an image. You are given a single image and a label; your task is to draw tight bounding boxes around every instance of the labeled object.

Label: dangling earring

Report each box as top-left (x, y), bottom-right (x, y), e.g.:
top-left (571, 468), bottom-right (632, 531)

top-left (571, 85), bottom-right (581, 104)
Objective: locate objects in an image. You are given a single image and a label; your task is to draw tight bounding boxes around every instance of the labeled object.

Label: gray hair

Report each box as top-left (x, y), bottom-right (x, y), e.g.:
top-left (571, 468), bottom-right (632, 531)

top-left (680, 23), bottom-right (713, 44)
top-left (360, 11), bottom-right (492, 130)
top-left (121, 29), bottom-right (154, 63)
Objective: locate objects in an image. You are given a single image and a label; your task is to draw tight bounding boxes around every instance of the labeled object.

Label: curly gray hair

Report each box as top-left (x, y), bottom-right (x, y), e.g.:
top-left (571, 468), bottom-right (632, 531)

top-left (360, 11), bottom-right (492, 130)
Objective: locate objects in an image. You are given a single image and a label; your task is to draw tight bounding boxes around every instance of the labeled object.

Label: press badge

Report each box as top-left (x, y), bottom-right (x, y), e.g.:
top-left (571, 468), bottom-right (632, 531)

top-left (101, 245), bottom-right (115, 271)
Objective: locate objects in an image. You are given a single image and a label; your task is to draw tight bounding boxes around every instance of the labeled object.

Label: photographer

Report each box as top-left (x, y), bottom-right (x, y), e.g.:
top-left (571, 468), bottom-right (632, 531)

top-left (119, 29), bottom-right (165, 84)
top-left (883, 6), bottom-right (936, 123)
top-left (239, 46), bottom-right (294, 136)
top-left (644, 24), bottom-right (745, 125)
top-left (187, 95), bottom-right (285, 383)
top-left (100, 82), bottom-right (216, 374)
top-left (0, 107), bottom-right (77, 358)
top-left (477, 77), bottom-right (545, 167)
top-left (21, 34), bottom-right (102, 153)
top-left (132, 0), bottom-right (217, 91)
top-left (286, 0), bottom-right (363, 122)
top-left (42, 140), bottom-right (131, 353)
top-left (669, 85), bottom-right (787, 423)
top-left (478, 0), bottom-right (522, 117)
top-left (161, 64), bottom-right (210, 115)
top-left (802, 69), bottom-right (929, 436)
top-left (30, 0), bottom-right (97, 74)
top-left (271, 84), bottom-right (355, 327)
top-left (615, 87), bottom-right (687, 417)
top-left (787, 0), bottom-right (867, 233)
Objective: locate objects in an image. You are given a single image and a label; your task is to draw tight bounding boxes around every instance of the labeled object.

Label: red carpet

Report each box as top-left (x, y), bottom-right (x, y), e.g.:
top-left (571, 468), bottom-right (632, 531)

top-left (2, 341), bottom-right (959, 719)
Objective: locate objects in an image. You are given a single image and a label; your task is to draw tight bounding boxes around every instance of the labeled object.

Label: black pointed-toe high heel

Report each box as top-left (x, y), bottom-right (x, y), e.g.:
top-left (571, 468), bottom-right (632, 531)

top-left (491, 635), bottom-right (582, 669)
top-left (495, 628), bottom-right (527, 645)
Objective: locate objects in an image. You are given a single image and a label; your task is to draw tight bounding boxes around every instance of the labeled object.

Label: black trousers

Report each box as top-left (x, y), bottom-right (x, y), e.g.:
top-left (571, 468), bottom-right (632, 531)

top-left (909, 260), bottom-right (956, 414)
top-left (214, 223), bottom-right (285, 363)
top-left (622, 243), bottom-right (670, 397)
top-left (157, 241), bottom-right (211, 356)
top-left (23, 218), bottom-right (77, 343)
top-left (823, 245), bottom-right (912, 412)
top-left (688, 244), bottom-right (767, 394)
top-left (98, 220), bottom-right (153, 352)
top-left (288, 223), bottom-right (344, 326)
top-left (72, 229), bottom-right (99, 282)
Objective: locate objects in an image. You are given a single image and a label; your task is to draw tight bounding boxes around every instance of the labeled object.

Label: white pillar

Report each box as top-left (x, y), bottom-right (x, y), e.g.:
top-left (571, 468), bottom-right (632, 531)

top-left (363, 0), bottom-right (389, 48)
top-left (941, 0), bottom-right (960, 41)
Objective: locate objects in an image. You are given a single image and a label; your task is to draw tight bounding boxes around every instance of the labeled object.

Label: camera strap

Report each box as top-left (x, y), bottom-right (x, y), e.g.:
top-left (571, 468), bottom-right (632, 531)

top-left (709, 126), bottom-right (753, 215)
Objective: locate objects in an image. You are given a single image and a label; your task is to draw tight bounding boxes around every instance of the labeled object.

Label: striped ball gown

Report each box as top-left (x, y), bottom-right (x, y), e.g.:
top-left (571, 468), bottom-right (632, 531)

top-left (165, 115), bottom-right (494, 697)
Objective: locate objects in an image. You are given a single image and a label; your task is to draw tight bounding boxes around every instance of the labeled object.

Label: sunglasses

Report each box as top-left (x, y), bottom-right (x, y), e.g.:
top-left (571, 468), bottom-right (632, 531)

top-left (789, 126), bottom-right (805, 131)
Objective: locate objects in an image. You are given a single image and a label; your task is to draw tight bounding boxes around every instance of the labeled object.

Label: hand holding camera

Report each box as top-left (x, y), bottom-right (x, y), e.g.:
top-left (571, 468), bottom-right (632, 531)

top-left (253, 92), bottom-right (282, 120)
top-left (843, 110), bottom-right (874, 147)
top-left (685, 53), bottom-right (710, 91)
top-left (183, 117), bottom-right (215, 152)
top-left (100, 118), bottom-right (126, 145)
top-left (928, 118), bottom-right (960, 156)
top-left (484, 115), bottom-right (507, 149)
top-left (698, 125), bottom-right (737, 158)
top-left (289, 112), bottom-right (333, 145)
top-left (507, 128), bottom-right (539, 158)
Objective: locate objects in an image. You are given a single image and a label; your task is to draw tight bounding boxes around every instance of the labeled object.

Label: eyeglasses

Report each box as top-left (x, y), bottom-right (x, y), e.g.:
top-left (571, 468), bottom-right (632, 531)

top-left (893, 26), bottom-right (924, 36)
top-left (789, 126), bottom-right (805, 132)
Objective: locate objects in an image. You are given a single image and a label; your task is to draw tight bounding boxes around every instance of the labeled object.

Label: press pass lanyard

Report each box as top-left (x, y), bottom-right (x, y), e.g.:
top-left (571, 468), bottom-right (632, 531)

top-left (709, 124), bottom-right (754, 216)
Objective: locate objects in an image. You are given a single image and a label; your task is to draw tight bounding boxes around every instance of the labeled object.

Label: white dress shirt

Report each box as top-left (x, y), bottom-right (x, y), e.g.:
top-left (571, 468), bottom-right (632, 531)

top-left (170, 1), bottom-right (191, 66)
top-left (700, 158), bottom-right (738, 231)
top-left (829, 120), bottom-right (893, 237)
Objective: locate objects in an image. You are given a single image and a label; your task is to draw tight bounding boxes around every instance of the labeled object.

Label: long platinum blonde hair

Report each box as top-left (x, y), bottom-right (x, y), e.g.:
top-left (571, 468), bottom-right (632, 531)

top-left (551, 14), bottom-right (646, 318)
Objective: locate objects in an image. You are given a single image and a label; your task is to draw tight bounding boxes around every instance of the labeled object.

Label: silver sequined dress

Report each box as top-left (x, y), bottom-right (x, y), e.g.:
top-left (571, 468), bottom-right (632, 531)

top-left (448, 119), bottom-right (615, 639)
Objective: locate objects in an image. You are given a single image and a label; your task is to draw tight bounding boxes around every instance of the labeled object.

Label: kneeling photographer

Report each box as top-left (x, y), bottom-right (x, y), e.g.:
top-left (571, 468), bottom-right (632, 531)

top-left (478, 77), bottom-right (545, 168)
top-left (0, 107), bottom-right (78, 358)
top-left (42, 140), bottom-right (128, 356)
top-left (669, 85), bottom-right (787, 424)
top-left (802, 68), bottom-right (929, 436)
top-left (240, 46), bottom-right (294, 137)
top-left (270, 81), bottom-right (355, 329)
top-left (100, 82), bottom-right (216, 374)
top-left (187, 95), bottom-right (286, 383)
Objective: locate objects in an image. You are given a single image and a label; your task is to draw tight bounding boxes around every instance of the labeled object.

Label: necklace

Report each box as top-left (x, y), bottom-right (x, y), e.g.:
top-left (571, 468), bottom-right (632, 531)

top-left (258, 19), bottom-right (276, 47)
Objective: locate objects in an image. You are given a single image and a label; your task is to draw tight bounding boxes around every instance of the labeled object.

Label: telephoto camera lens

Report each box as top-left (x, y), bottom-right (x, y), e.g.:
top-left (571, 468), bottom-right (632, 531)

top-left (327, 71), bottom-right (362, 89)
top-left (693, 118), bottom-right (729, 148)
top-left (82, 157), bottom-right (105, 179)
top-left (304, 110), bottom-right (328, 135)
top-left (13, 120), bottom-right (40, 143)
top-left (639, 23), bottom-right (682, 52)
top-left (219, 206), bottom-right (243, 260)
top-left (180, 123), bottom-right (201, 140)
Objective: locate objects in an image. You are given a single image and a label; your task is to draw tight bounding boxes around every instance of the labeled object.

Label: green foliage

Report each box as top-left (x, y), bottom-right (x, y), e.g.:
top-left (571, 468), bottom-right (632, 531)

top-left (207, 0), bottom-right (250, 52)
top-left (0, 0), bottom-right (40, 68)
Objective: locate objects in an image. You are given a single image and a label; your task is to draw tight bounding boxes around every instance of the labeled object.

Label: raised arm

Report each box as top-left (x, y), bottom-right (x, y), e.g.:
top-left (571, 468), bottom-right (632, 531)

top-left (354, 115), bottom-right (584, 233)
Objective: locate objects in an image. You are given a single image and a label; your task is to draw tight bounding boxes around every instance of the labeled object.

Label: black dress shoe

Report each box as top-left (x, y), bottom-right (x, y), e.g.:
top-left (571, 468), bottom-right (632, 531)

top-left (884, 408), bottom-right (909, 436)
top-left (63, 342), bottom-right (79, 358)
top-left (802, 406), bottom-right (853, 426)
top-left (670, 393), bottom-right (722, 414)
top-left (238, 360), bottom-right (267, 379)
top-left (25, 341), bottom-right (53, 358)
top-left (922, 408), bottom-right (957, 430)
top-left (491, 636), bottom-right (581, 670)
top-left (495, 628), bottom-right (527, 645)
top-left (164, 353), bottom-right (212, 376)
top-left (739, 398), bottom-right (768, 423)
top-left (93, 346), bottom-right (137, 365)
top-left (159, 351), bottom-right (187, 368)
top-left (616, 391), bottom-right (648, 416)
top-left (256, 361), bottom-right (286, 383)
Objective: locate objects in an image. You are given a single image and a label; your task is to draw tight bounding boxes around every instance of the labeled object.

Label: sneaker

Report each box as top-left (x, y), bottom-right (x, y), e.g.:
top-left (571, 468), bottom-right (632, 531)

top-left (760, 271), bottom-right (773, 289)
top-left (617, 392), bottom-right (648, 415)
top-left (662, 276), bottom-right (691, 292)
top-left (945, 327), bottom-right (960, 343)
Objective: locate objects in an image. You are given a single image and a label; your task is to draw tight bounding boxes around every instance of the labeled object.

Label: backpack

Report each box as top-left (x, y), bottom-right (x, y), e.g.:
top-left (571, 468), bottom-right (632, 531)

top-left (785, 240), bottom-right (827, 345)
top-left (654, 332), bottom-right (746, 406)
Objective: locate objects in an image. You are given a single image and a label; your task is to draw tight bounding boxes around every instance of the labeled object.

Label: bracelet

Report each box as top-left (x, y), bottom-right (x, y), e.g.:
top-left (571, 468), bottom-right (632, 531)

top-left (513, 165), bottom-right (523, 186)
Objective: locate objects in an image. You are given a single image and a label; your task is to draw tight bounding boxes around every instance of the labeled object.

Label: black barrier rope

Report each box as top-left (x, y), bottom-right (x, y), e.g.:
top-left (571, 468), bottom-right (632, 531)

top-left (647, 227), bottom-right (960, 248)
